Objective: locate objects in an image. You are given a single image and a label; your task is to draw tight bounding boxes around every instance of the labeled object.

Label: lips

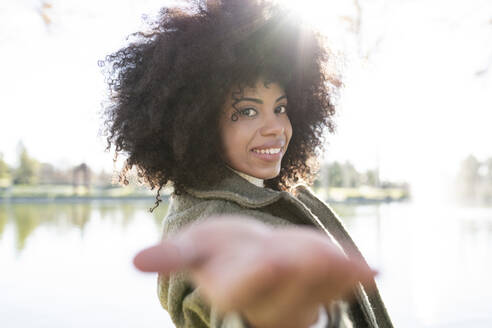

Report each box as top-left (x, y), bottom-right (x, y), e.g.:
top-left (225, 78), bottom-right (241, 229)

top-left (250, 140), bottom-right (286, 161)
top-left (250, 140), bottom-right (286, 151)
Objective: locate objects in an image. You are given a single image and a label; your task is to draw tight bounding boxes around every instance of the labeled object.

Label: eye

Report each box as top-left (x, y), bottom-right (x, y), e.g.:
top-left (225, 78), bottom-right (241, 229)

top-left (275, 104), bottom-right (288, 114)
top-left (239, 107), bottom-right (258, 117)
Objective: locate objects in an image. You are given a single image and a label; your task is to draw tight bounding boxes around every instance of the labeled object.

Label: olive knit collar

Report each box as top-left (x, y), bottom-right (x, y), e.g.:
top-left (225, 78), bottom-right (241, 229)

top-left (186, 167), bottom-right (286, 209)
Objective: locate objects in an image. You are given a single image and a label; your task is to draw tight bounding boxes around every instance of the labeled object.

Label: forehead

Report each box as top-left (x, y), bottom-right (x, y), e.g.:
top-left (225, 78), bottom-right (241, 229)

top-left (220, 79), bottom-right (287, 114)
top-left (236, 80), bottom-right (285, 98)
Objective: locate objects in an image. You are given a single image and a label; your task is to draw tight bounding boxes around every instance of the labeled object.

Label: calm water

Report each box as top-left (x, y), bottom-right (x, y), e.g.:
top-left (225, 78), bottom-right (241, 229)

top-left (0, 200), bottom-right (491, 328)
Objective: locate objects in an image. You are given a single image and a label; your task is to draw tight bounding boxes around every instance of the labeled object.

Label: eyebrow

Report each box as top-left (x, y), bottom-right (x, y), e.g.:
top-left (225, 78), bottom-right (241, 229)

top-left (233, 95), bottom-right (287, 105)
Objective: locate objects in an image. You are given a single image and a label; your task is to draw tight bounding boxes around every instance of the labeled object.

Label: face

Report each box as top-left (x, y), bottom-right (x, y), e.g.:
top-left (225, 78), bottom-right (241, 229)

top-left (219, 78), bottom-right (293, 180)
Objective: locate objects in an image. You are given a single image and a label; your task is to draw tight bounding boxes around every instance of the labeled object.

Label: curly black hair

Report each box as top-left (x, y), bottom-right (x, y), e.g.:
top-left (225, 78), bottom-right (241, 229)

top-left (101, 0), bottom-right (340, 211)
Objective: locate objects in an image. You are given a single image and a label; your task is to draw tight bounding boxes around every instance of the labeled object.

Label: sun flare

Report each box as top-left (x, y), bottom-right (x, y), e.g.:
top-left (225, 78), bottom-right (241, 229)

top-left (274, 0), bottom-right (357, 34)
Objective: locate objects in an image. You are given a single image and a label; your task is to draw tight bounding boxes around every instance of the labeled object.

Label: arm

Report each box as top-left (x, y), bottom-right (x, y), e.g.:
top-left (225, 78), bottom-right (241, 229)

top-left (137, 216), bottom-right (377, 328)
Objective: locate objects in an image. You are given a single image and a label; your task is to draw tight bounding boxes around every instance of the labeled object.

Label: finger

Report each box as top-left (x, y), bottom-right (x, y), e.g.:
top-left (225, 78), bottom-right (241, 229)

top-left (133, 240), bottom-right (190, 273)
top-left (342, 248), bottom-right (380, 286)
top-left (285, 239), bottom-right (377, 300)
top-left (313, 257), bottom-right (378, 302)
top-left (350, 260), bottom-right (380, 295)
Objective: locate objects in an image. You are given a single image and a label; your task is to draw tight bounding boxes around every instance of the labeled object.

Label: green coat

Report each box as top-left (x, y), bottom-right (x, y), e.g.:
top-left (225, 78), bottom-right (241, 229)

top-left (157, 169), bottom-right (393, 328)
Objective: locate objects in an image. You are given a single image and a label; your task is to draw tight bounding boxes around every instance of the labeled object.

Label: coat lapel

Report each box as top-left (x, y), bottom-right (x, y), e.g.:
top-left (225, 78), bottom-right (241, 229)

top-left (186, 169), bottom-right (339, 241)
top-left (186, 170), bottom-right (393, 328)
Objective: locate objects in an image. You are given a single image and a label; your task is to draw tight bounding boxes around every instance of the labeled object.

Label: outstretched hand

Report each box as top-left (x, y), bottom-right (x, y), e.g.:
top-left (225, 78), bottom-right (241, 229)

top-left (134, 215), bottom-right (377, 328)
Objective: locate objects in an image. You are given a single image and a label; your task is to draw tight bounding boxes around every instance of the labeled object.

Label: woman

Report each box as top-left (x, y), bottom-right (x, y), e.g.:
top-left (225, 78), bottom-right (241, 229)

top-left (102, 0), bottom-right (393, 327)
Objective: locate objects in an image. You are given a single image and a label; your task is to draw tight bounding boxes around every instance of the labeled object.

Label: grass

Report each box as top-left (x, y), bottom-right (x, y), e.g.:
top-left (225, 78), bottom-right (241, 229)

top-left (1, 184), bottom-right (409, 203)
top-left (0, 184), bottom-right (165, 200)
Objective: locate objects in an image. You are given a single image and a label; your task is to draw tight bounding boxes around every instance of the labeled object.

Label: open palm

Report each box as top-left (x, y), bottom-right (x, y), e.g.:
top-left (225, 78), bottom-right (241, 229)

top-left (134, 215), bottom-right (377, 328)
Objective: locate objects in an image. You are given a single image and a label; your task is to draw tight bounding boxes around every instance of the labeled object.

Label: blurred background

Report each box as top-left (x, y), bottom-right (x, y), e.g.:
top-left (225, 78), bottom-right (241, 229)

top-left (0, 0), bottom-right (491, 327)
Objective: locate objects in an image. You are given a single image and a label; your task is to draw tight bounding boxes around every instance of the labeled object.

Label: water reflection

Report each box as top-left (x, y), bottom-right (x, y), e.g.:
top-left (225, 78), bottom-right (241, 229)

top-left (0, 200), bottom-right (491, 327)
top-left (0, 201), bottom-right (168, 253)
top-left (331, 204), bottom-right (358, 219)
top-left (0, 199), bottom-right (173, 328)
top-left (0, 205), bottom-right (7, 239)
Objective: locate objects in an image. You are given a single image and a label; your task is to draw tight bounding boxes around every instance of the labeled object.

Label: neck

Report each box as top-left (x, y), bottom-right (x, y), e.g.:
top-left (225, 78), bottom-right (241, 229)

top-left (226, 165), bottom-right (264, 188)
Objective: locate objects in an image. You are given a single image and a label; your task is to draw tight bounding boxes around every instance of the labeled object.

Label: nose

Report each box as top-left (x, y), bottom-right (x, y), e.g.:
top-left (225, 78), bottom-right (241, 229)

top-left (259, 114), bottom-right (285, 137)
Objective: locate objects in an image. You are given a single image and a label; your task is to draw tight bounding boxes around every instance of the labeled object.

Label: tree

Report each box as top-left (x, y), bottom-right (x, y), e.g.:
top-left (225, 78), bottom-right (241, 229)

top-left (455, 154), bottom-right (480, 203)
top-left (486, 157), bottom-right (492, 181)
top-left (0, 153), bottom-right (12, 187)
top-left (363, 169), bottom-right (378, 187)
top-left (481, 157), bottom-right (492, 204)
top-left (13, 144), bottom-right (40, 185)
top-left (38, 162), bottom-right (72, 184)
top-left (326, 161), bottom-right (343, 187)
top-left (342, 161), bottom-right (360, 188)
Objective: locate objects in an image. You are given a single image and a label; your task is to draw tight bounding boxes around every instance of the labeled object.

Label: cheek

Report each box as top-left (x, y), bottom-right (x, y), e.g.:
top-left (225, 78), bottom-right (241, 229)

top-left (285, 119), bottom-right (293, 144)
top-left (221, 124), bottom-right (246, 162)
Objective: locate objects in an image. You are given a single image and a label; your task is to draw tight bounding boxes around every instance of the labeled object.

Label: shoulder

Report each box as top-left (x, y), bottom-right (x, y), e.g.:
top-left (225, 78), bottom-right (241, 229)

top-left (162, 192), bottom-right (236, 235)
top-left (162, 190), bottom-right (295, 237)
top-left (293, 183), bottom-right (324, 204)
top-left (293, 184), bottom-right (340, 222)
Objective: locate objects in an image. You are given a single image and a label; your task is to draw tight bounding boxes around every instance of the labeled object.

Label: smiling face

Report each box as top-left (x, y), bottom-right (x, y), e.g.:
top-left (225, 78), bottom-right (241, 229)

top-left (219, 78), bottom-right (293, 180)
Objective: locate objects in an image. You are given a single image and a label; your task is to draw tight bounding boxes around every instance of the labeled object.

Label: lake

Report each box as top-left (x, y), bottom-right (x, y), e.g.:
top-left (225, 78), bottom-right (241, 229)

top-left (1, 200), bottom-right (491, 327)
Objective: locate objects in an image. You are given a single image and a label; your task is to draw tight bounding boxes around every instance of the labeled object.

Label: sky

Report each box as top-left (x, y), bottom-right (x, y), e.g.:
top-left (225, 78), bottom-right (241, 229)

top-left (1, 0), bottom-right (491, 197)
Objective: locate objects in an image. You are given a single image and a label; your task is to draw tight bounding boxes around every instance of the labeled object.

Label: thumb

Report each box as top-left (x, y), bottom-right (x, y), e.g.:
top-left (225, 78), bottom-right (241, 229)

top-left (133, 239), bottom-right (189, 273)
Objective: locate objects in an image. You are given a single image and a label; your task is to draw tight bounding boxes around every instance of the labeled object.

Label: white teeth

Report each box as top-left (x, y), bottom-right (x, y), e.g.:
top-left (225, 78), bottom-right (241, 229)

top-left (253, 148), bottom-right (281, 154)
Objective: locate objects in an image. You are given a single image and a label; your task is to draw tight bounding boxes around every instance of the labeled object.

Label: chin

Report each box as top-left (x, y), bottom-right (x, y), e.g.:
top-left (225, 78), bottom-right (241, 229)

top-left (250, 167), bottom-right (280, 180)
